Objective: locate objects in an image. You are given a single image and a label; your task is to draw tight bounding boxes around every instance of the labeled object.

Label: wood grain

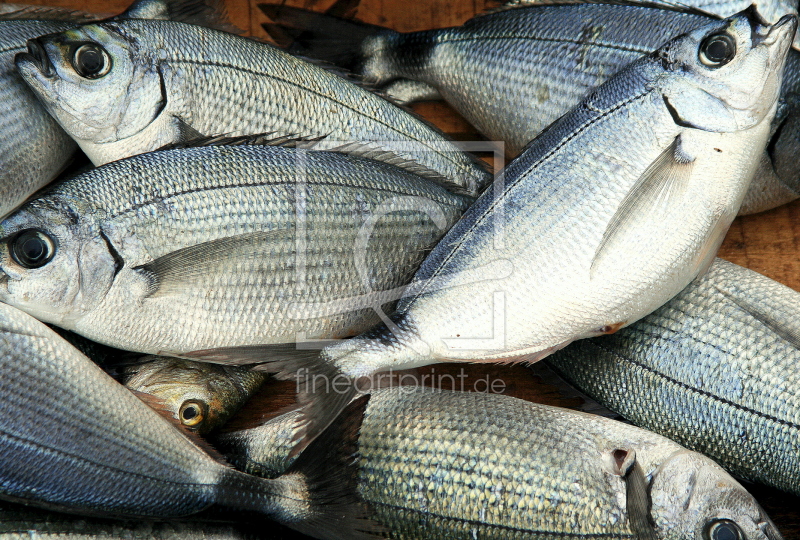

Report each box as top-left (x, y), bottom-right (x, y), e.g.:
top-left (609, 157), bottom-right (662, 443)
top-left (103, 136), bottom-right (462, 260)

top-left (5, 0), bottom-right (800, 535)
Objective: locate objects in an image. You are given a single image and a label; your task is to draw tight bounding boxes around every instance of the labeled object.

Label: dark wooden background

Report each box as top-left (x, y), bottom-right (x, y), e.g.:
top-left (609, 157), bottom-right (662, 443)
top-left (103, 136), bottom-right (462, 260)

top-left (9, 0), bottom-right (800, 535)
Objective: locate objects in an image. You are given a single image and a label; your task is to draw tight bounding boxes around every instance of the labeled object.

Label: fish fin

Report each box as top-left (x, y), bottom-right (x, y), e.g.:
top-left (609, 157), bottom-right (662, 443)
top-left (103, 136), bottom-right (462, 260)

top-left (118, 0), bottom-right (241, 33)
top-left (592, 135), bottom-right (694, 273)
top-left (134, 230), bottom-right (295, 299)
top-left (625, 460), bottom-right (658, 540)
top-left (159, 129), bottom-right (328, 151)
top-left (128, 389), bottom-right (233, 465)
top-left (259, 3), bottom-right (384, 71)
top-left (714, 285), bottom-right (800, 350)
top-left (185, 344), bottom-right (361, 458)
top-left (0, 4), bottom-right (98, 21)
top-left (281, 394), bottom-right (384, 540)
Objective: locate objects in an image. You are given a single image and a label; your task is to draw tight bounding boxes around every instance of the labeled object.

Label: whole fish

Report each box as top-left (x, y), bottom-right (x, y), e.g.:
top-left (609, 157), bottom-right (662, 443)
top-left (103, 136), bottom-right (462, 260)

top-left (547, 258), bottom-right (800, 496)
top-left (14, 18), bottom-right (490, 197)
top-left (0, 0), bottom-right (234, 220)
top-left (194, 10), bottom-right (796, 445)
top-left (217, 386), bottom-right (784, 540)
top-left (263, 1), bottom-right (800, 214)
top-left (123, 357), bottom-right (268, 434)
top-left (0, 301), bottom-right (375, 540)
top-left (0, 499), bottom-right (265, 540)
top-left (0, 144), bottom-right (470, 354)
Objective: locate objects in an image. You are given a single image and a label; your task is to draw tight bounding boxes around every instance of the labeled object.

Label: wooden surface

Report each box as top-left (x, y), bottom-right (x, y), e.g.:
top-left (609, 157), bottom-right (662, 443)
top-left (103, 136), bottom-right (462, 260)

top-left (10, 0), bottom-right (800, 535)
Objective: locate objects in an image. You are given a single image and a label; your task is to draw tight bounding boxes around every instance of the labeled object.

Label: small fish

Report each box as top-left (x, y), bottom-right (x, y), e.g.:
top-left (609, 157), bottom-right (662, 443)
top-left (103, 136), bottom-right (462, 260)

top-left (14, 15), bottom-right (491, 196)
top-left (0, 0), bottom-right (233, 220)
top-left (193, 10), bottom-right (796, 446)
top-left (0, 144), bottom-right (470, 354)
top-left (123, 356), bottom-right (268, 434)
top-left (217, 386), bottom-right (784, 540)
top-left (0, 301), bottom-right (376, 540)
top-left (547, 258), bottom-right (800, 496)
top-left (262, 1), bottom-right (800, 214)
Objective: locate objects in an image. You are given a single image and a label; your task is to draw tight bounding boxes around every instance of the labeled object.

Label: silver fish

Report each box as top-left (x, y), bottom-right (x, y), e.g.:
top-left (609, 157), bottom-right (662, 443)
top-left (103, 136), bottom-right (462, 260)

top-left (217, 386), bottom-right (784, 540)
top-left (123, 356), bottom-right (268, 434)
top-left (0, 499), bottom-right (264, 540)
top-left (0, 144), bottom-right (470, 354)
top-left (0, 300), bottom-right (376, 540)
top-left (196, 10), bottom-right (795, 445)
top-left (14, 17), bottom-right (491, 197)
top-left (263, 1), bottom-right (800, 214)
top-left (0, 0), bottom-right (235, 220)
top-left (547, 258), bottom-right (800, 496)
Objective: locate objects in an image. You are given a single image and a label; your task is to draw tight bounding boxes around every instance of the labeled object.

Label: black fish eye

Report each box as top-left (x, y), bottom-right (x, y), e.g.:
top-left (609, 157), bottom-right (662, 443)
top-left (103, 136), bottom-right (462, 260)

top-left (72, 43), bottom-right (111, 79)
top-left (706, 520), bottom-right (743, 540)
top-left (699, 33), bottom-right (736, 67)
top-left (179, 400), bottom-right (207, 428)
top-left (9, 230), bottom-right (56, 269)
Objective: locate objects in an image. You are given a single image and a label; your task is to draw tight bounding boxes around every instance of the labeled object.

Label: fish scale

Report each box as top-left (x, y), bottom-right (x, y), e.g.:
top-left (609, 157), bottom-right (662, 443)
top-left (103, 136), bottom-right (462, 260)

top-left (0, 144), bottom-right (470, 354)
top-left (17, 18), bottom-right (490, 197)
top-left (0, 20), bottom-right (77, 219)
top-left (217, 386), bottom-right (783, 539)
top-left (548, 258), bottom-right (800, 496)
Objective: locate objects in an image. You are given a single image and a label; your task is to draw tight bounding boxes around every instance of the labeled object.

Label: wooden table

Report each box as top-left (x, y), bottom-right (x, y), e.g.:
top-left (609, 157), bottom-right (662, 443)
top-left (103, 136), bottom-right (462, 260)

top-left (13, 0), bottom-right (800, 535)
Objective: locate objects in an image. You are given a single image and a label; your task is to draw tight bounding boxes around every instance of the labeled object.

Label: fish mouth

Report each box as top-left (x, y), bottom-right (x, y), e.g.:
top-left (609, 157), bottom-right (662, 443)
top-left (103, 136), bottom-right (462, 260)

top-left (757, 14), bottom-right (798, 48)
top-left (17, 39), bottom-right (55, 78)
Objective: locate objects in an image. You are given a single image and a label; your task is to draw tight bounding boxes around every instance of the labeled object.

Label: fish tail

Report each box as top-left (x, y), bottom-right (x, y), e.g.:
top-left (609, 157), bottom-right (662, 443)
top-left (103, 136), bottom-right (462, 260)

top-left (216, 396), bottom-right (381, 540)
top-left (258, 2), bottom-right (399, 83)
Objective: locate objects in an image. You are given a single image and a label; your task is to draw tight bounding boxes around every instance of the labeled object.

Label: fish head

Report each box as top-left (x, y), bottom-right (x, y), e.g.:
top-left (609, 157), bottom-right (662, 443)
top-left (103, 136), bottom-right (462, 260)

top-left (653, 9), bottom-right (797, 132)
top-left (0, 199), bottom-right (118, 327)
top-left (650, 451), bottom-right (782, 540)
top-left (15, 22), bottom-right (164, 147)
top-left (124, 358), bottom-right (248, 434)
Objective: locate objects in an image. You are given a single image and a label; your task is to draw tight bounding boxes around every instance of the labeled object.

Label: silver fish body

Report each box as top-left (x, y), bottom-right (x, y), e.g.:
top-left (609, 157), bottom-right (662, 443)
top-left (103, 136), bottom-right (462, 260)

top-left (0, 19), bottom-right (79, 219)
top-left (0, 144), bottom-right (470, 354)
top-left (547, 258), bottom-right (800, 496)
top-left (217, 387), bottom-right (783, 540)
top-left (123, 357), bottom-right (268, 434)
top-left (252, 11), bottom-right (795, 444)
top-left (15, 18), bottom-right (490, 196)
top-left (0, 500), bottom-right (262, 540)
top-left (0, 301), bottom-right (374, 540)
top-left (269, 2), bottom-right (800, 214)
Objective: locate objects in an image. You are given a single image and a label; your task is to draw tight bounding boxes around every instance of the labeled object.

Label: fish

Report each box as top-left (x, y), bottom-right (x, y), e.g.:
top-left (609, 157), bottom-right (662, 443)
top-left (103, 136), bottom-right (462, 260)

top-left (546, 258), bottom-right (800, 497)
top-left (123, 356), bottom-right (268, 434)
top-left (0, 0), bottom-right (234, 220)
top-left (0, 300), bottom-right (376, 540)
top-left (0, 499), bottom-right (267, 540)
top-left (14, 17), bottom-right (491, 197)
top-left (0, 143), bottom-right (471, 354)
top-left (192, 9), bottom-right (796, 446)
top-left (216, 386), bottom-right (785, 540)
top-left (262, 1), bottom-right (800, 214)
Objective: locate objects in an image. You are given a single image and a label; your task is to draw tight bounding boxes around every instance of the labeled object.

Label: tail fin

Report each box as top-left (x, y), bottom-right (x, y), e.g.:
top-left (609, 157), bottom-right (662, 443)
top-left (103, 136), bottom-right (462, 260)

top-left (259, 3), bottom-right (394, 80)
top-left (217, 396), bottom-right (381, 540)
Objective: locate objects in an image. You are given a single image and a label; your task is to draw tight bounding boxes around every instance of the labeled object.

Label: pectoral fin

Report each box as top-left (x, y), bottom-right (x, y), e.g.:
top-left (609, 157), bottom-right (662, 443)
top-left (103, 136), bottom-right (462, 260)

top-left (715, 285), bottom-right (800, 350)
top-left (134, 230), bottom-right (295, 298)
top-left (592, 136), bottom-right (695, 273)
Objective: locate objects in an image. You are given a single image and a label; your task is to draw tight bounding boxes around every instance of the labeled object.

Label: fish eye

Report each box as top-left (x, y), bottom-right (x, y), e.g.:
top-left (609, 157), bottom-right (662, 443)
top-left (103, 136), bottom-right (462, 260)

top-left (9, 230), bottom-right (56, 269)
top-left (705, 519), bottom-right (743, 540)
top-left (72, 43), bottom-right (111, 79)
top-left (178, 400), bottom-right (207, 428)
top-left (699, 33), bottom-right (736, 67)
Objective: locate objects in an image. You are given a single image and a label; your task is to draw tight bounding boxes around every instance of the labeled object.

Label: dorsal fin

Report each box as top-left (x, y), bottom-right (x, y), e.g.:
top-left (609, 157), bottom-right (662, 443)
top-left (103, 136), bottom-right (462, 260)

top-left (480, 0), bottom-right (721, 19)
top-left (118, 0), bottom-right (241, 33)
